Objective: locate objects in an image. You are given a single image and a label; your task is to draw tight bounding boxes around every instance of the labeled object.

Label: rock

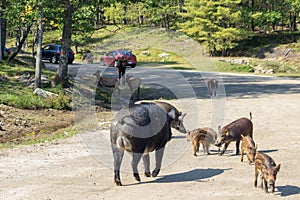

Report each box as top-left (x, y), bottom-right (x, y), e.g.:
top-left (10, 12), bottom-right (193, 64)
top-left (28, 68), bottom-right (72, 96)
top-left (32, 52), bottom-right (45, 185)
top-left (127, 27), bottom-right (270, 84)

top-left (140, 50), bottom-right (150, 56)
top-left (265, 69), bottom-right (274, 74)
top-left (33, 88), bottom-right (58, 98)
top-left (158, 53), bottom-right (170, 58)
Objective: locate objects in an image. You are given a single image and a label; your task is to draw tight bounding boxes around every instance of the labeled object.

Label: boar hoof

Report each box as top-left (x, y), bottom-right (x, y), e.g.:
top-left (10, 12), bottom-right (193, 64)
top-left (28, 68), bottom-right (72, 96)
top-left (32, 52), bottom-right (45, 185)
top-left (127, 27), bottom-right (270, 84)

top-left (115, 180), bottom-right (122, 186)
top-left (144, 172), bottom-right (151, 177)
top-left (133, 173), bottom-right (141, 181)
top-left (152, 169), bottom-right (160, 177)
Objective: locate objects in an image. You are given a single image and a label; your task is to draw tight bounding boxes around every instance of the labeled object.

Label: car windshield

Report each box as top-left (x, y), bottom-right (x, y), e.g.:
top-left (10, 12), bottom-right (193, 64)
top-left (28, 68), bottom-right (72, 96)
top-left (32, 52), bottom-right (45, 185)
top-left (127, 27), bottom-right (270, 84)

top-left (119, 50), bottom-right (132, 55)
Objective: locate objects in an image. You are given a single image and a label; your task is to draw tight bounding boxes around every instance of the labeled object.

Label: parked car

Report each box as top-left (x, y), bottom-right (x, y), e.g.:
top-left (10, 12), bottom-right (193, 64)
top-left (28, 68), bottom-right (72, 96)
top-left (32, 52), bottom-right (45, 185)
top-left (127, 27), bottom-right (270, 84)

top-left (39, 44), bottom-right (75, 64)
top-left (100, 49), bottom-right (137, 68)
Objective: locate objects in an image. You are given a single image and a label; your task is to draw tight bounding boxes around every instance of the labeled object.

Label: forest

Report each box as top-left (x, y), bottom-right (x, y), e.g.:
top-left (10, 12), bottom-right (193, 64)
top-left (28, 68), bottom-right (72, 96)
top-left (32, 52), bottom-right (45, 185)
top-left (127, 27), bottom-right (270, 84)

top-left (1, 0), bottom-right (300, 54)
top-left (0, 0), bottom-right (300, 87)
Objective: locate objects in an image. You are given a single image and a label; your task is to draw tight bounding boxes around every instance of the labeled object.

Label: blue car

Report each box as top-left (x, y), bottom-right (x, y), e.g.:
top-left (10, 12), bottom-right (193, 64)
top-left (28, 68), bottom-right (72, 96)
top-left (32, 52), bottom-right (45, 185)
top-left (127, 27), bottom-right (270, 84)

top-left (41, 44), bottom-right (75, 64)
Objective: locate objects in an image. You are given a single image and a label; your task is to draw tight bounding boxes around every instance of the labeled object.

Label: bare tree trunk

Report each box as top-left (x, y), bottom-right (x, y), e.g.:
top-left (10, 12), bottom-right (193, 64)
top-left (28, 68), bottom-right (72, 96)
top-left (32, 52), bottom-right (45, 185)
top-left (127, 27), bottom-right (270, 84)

top-left (35, 2), bottom-right (43, 89)
top-left (55, 0), bottom-right (73, 87)
top-left (6, 23), bottom-right (32, 64)
top-left (0, 0), bottom-right (7, 61)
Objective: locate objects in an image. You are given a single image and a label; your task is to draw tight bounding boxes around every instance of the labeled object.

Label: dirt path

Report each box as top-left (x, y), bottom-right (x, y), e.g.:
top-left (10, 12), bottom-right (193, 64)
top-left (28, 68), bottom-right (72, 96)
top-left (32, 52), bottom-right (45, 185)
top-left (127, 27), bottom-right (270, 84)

top-left (1, 73), bottom-right (300, 200)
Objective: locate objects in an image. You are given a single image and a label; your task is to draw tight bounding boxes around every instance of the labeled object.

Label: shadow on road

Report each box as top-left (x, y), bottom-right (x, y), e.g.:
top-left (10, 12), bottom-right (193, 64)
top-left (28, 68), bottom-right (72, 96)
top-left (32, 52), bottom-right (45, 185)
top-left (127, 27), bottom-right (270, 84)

top-left (125, 168), bottom-right (230, 186)
top-left (277, 185), bottom-right (300, 197)
top-left (181, 71), bottom-right (300, 99)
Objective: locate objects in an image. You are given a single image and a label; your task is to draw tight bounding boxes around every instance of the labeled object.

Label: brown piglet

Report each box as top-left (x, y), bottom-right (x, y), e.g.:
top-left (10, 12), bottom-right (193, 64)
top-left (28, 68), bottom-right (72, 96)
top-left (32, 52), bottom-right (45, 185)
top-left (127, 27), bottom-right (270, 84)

top-left (240, 135), bottom-right (257, 164)
top-left (188, 127), bottom-right (217, 156)
top-left (254, 152), bottom-right (281, 193)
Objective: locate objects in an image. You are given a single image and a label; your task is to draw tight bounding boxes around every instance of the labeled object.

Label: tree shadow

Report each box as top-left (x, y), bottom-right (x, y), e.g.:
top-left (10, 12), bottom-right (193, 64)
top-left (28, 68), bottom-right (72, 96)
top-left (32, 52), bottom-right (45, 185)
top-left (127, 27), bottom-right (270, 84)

top-left (277, 185), bottom-right (300, 197)
top-left (179, 71), bottom-right (300, 99)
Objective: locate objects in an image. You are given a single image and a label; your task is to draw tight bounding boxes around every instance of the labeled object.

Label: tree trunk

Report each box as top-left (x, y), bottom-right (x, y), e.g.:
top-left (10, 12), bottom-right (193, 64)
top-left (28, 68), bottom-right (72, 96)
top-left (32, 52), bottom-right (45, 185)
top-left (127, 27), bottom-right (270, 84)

top-left (6, 23), bottom-right (32, 64)
top-left (251, 0), bottom-right (255, 31)
top-left (35, 3), bottom-right (44, 89)
top-left (55, 0), bottom-right (73, 87)
top-left (0, 0), bottom-right (7, 60)
top-left (292, 12), bottom-right (297, 31)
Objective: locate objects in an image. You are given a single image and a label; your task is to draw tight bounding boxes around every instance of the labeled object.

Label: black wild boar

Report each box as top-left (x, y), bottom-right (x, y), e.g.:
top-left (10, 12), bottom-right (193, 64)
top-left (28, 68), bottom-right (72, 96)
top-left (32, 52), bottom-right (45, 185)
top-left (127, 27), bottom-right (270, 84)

top-left (254, 152), bottom-right (281, 193)
top-left (240, 135), bottom-right (257, 164)
top-left (110, 103), bottom-right (180, 186)
top-left (215, 113), bottom-right (253, 155)
top-left (137, 101), bottom-right (187, 133)
top-left (152, 101), bottom-right (187, 133)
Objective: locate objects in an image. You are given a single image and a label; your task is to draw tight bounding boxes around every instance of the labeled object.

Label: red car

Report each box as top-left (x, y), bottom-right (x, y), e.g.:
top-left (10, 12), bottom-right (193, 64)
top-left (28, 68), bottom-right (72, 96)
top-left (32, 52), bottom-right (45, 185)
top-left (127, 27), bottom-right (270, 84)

top-left (100, 49), bottom-right (137, 68)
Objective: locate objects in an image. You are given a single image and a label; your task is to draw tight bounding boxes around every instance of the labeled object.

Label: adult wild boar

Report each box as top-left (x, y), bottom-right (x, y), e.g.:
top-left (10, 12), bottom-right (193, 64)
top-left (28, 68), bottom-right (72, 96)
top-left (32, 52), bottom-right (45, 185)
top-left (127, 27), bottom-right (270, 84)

top-left (254, 152), bottom-right (281, 193)
top-left (110, 103), bottom-right (179, 186)
top-left (137, 101), bottom-right (187, 133)
top-left (215, 113), bottom-right (253, 155)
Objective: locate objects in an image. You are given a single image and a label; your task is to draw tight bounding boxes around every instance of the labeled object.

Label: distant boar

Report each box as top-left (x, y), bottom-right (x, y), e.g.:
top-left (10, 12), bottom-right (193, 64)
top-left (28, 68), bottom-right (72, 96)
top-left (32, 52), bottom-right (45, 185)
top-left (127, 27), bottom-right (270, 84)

top-left (188, 127), bottom-right (217, 156)
top-left (254, 152), bottom-right (281, 193)
top-left (207, 79), bottom-right (218, 96)
top-left (240, 135), bottom-right (257, 164)
top-left (215, 113), bottom-right (253, 155)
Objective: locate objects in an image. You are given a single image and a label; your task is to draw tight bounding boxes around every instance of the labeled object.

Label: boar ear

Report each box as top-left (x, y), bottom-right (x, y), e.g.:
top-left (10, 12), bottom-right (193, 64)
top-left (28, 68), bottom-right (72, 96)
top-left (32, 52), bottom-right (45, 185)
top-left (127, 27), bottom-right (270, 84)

top-left (178, 112), bottom-right (186, 121)
top-left (224, 129), bottom-right (229, 136)
top-left (275, 164), bottom-right (281, 172)
top-left (255, 144), bottom-right (258, 151)
top-left (241, 135), bottom-right (245, 139)
top-left (168, 109), bottom-right (176, 119)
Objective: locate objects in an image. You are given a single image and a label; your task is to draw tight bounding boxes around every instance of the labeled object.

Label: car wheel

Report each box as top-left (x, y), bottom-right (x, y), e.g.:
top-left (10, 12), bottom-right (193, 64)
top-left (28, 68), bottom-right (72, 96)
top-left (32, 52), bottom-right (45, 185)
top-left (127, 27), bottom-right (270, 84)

top-left (131, 65), bottom-right (136, 68)
top-left (51, 56), bottom-right (58, 64)
top-left (68, 60), bottom-right (73, 64)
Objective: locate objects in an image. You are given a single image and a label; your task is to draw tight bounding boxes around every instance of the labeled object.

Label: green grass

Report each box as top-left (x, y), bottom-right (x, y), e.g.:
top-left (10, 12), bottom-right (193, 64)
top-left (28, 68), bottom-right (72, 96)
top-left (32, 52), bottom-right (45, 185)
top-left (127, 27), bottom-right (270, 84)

top-left (214, 61), bottom-right (254, 73)
top-left (0, 62), bottom-right (72, 110)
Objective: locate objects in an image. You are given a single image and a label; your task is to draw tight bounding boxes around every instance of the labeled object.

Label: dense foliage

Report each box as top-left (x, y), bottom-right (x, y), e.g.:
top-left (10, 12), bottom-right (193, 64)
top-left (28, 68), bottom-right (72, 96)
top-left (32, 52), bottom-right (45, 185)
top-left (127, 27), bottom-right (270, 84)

top-left (1, 0), bottom-right (300, 56)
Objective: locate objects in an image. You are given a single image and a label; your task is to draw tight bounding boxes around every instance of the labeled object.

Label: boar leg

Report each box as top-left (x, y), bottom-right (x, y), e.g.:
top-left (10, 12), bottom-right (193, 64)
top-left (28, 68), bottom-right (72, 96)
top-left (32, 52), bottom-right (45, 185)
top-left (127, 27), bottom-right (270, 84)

top-left (260, 175), bottom-right (264, 190)
top-left (254, 169), bottom-right (258, 187)
top-left (264, 178), bottom-right (268, 193)
top-left (193, 139), bottom-right (199, 156)
top-left (204, 143), bottom-right (210, 155)
top-left (112, 146), bottom-right (124, 186)
top-left (240, 148), bottom-right (244, 162)
top-left (152, 148), bottom-right (165, 177)
top-left (235, 140), bottom-right (240, 155)
top-left (220, 142), bottom-right (230, 155)
top-left (132, 153), bottom-right (143, 182)
top-left (142, 154), bottom-right (151, 177)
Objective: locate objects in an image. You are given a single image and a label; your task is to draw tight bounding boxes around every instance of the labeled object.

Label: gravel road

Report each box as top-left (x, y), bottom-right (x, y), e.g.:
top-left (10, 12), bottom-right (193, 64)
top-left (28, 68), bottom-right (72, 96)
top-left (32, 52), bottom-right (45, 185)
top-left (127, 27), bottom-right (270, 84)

top-left (1, 66), bottom-right (300, 200)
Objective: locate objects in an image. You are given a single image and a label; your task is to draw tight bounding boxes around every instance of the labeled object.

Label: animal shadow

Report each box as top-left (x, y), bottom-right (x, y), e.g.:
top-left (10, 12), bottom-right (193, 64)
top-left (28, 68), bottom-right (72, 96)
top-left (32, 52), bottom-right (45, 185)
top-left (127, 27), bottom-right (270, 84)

top-left (152, 168), bottom-right (230, 183)
top-left (258, 149), bottom-right (279, 154)
top-left (277, 185), bottom-right (300, 197)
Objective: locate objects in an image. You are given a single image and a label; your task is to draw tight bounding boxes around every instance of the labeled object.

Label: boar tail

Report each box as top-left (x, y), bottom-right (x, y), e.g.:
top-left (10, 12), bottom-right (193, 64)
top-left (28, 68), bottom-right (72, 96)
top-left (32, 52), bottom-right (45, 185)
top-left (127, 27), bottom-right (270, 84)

top-left (249, 112), bottom-right (252, 120)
